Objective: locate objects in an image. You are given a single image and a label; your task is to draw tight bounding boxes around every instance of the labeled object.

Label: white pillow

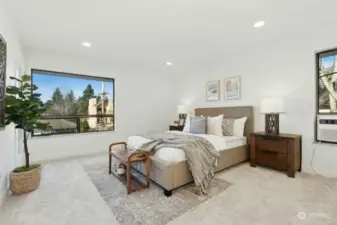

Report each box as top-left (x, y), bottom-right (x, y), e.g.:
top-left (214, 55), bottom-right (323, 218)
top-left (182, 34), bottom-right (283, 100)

top-left (207, 115), bottom-right (223, 136)
top-left (183, 115), bottom-right (191, 132)
top-left (233, 117), bottom-right (247, 137)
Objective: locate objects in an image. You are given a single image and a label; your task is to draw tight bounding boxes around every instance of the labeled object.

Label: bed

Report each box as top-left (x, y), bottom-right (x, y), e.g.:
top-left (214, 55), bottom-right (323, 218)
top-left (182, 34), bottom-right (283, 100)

top-left (129, 106), bottom-right (254, 196)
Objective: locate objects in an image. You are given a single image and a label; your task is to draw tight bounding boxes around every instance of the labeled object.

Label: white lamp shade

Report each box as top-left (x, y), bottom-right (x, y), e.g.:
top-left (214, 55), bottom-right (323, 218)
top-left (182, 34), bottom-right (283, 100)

top-left (260, 97), bottom-right (284, 114)
top-left (177, 105), bottom-right (187, 114)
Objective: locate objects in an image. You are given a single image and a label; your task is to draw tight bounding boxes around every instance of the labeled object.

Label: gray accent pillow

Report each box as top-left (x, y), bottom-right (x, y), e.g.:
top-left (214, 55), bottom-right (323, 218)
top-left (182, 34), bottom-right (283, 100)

top-left (222, 118), bottom-right (235, 136)
top-left (190, 116), bottom-right (206, 134)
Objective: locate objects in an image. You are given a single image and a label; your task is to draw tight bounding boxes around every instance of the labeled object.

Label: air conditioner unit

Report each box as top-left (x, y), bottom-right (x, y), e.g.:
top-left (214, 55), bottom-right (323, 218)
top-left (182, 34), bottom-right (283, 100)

top-left (317, 115), bottom-right (337, 143)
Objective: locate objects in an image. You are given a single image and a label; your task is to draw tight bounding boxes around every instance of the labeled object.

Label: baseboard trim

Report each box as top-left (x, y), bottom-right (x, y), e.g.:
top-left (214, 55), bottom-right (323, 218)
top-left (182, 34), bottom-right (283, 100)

top-left (32, 151), bottom-right (106, 165)
top-left (0, 173), bottom-right (8, 210)
top-left (302, 166), bottom-right (337, 178)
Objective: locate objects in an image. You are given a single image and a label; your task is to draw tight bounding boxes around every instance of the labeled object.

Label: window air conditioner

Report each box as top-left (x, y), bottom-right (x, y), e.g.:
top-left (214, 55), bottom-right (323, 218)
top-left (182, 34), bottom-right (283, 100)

top-left (317, 115), bottom-right (337, 143)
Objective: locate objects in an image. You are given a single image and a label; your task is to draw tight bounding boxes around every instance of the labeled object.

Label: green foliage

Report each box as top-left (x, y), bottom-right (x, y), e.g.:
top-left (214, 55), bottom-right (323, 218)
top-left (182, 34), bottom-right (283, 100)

top-left (5, 75), bottom-right (52, 133)
top-left (5, 75), bottom-right (52, 169)
top-left (80, 119), bottom-right (90, 132)
top-left (52, 87), bottom-right (64, 103)
top-left (44, 100), bottom-right (53, 109)
top-left (65, 90), bottom-right (75, 102)
top-left (44, 84), bottom-right (96, 116)
top-left (77, 84), bottom-right (96, 114)
top-left (50, 87), bottom-right (65, 115)
top-left (64, 90), bottom-right (77, 115)
top-left (82, 84), bottom-right (95, 100)
top-left (76, 100), bottom-right (88, 114)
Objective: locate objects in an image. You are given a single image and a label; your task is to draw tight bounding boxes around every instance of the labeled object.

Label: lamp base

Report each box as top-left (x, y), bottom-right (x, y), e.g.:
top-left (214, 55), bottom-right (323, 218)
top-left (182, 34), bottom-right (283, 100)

top-left (265, 114), bottom-right (279, 134)
top-left (178, 114), bottom-right (187, 127)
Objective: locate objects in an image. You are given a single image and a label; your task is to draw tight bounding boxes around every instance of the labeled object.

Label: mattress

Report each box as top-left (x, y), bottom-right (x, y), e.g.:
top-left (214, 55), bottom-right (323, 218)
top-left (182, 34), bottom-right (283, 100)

top-left (127, 131), bottom-right (247, 163)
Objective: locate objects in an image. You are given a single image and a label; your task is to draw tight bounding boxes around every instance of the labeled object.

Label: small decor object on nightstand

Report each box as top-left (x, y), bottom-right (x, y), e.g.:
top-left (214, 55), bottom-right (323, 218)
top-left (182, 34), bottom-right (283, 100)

top-left (250, 132), bottom-right (301, 178)
top-left (260, 97), bottom-right (284, 134)
top-left (174, 105), bottom-right (187, 127)
top-left (169, 125), bottom-right (184, 131)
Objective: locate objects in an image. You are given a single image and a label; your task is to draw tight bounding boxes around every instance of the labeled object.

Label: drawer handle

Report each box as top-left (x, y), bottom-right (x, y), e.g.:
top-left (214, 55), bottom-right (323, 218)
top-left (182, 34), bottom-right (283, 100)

top-left (260, 137), bottom-right (283, 142)
top-left (262, 150), bottom-right (278, 155)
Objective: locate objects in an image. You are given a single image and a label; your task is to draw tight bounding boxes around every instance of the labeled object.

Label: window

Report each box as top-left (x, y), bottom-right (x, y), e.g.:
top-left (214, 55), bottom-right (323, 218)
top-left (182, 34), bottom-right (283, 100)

top-left (32, 69), bottom-right (115, 136)
top-left (317, 49), bottom-right (337, 114)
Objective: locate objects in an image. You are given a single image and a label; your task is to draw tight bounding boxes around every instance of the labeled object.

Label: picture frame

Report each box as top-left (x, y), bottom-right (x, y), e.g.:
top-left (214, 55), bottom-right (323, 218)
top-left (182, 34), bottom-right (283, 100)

top-left (224, 76), bottom-right (241, 100)
top-left (206, 80), bottom-right (220, 101)
top-left (0, 35), bottom-right (6, 127)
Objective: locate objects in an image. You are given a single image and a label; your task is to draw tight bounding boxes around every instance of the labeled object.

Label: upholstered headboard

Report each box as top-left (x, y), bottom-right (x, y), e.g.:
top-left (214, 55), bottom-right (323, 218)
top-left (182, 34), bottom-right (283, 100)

top-left (195, 106), bottom-right (254, 139)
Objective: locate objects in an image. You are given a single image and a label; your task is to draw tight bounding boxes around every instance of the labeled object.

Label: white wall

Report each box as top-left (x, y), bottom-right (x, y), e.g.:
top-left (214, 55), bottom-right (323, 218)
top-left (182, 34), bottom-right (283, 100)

top-left (175, 32), bottom-right (337, 177)
top-left (25, 50), bottom-right (176, 162)
top-left (0, 0), bottom-right (25, 208)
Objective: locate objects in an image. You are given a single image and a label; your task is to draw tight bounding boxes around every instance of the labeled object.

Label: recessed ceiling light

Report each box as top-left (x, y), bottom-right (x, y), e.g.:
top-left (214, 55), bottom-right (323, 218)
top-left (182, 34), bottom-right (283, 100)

top-left (254, 21), bottom-right (265, 28)
top-left (165, 62), bottom-right (173, 66)
top-left (82, 42), bottom-right (92, 48)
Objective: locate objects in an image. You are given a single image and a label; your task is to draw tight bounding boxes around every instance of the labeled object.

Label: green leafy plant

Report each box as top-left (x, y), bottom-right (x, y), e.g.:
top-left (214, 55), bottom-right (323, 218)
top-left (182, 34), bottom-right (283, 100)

top-left (5, 75), bottom-right (52, 172)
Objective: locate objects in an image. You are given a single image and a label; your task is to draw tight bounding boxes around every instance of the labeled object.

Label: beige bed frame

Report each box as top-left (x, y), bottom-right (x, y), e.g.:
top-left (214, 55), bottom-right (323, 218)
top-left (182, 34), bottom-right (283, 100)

top-left (132, 106), bottom-right (254, 197)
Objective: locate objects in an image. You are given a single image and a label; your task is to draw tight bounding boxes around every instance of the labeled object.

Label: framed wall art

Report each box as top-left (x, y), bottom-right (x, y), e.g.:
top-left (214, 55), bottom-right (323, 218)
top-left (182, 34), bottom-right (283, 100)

top-left (224, 76), bottom-right (241, 100)
top-left (0, 35), bottom-right (6, 127)
top-left (206, 80), bottom-right (220, 101)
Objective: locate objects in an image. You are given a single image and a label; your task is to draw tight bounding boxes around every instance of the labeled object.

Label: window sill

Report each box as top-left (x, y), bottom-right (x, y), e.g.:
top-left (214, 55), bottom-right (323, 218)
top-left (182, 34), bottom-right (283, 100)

top-left (31, 129), bottom-right (115, 139)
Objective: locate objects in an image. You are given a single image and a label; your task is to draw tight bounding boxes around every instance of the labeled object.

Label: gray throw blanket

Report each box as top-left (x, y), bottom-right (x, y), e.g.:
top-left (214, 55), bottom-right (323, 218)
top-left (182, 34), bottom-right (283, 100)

top-left (141, 132), bottom-right (220, 195)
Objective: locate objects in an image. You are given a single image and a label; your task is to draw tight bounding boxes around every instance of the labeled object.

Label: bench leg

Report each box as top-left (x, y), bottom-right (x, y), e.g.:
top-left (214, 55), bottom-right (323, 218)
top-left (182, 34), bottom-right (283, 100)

top-left (146, 159), bottom-right (150, 188)
top-left (163, 189), bottom-right (172, 197)
top-left (127, 165), bottom-right (131, 194)
top-left (109, 154), bottom-right (112, 174)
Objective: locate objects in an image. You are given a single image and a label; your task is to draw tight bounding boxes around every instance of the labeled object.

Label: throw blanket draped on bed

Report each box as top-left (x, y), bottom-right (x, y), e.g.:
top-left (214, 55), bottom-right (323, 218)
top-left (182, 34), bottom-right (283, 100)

top-left (140, 132), bottom-right (220, 195)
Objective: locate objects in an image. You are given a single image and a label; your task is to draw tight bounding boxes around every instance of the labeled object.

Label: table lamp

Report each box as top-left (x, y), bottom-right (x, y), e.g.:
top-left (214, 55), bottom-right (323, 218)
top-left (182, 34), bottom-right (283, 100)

top-left (260, 97), bottom-right (284, 134)
top-left (176, 105), bottom-right (187, 127)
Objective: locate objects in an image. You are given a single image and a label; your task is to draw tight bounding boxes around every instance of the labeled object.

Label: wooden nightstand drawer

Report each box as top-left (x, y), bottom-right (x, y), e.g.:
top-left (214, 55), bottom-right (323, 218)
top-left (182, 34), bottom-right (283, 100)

top-left (256, 150), bottom-right (287, 170)
top-left (250, 132), bottom-right (302, 178)
top-left (256, 137), bottom-right (286, 154)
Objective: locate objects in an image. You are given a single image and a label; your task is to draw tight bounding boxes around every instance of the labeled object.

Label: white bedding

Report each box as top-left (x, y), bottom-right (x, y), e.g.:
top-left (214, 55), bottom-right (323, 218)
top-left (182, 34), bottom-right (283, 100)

top-left (127, 131), bottom-right (247, 163)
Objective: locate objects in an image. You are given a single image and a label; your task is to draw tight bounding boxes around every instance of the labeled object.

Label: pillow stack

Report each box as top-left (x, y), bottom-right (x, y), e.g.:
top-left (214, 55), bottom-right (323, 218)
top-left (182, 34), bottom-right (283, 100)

top-left (207, 115), bottom-right (223, 136)
top-left (182, 115), bottom-right (247, 137)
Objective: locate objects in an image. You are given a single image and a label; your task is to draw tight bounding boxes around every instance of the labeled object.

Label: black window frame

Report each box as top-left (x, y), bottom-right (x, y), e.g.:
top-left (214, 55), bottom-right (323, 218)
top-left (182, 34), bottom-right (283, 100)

top-left (31, 69), bottom-right (115, 137)
top-left (315, 48), bottom-right (337, 143)
top-left (316, 48), bottom-right (337, 115)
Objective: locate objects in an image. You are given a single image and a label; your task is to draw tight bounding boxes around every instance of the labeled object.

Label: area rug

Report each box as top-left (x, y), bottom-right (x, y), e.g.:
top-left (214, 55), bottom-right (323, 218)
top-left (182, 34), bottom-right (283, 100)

top-left (84, 163), bottom-right (231, 225)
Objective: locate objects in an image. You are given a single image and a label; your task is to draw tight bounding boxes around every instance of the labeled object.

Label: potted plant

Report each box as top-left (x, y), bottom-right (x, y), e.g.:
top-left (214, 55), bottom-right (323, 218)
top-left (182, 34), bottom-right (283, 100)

top-left (5, 75), bottom-right (52, 195)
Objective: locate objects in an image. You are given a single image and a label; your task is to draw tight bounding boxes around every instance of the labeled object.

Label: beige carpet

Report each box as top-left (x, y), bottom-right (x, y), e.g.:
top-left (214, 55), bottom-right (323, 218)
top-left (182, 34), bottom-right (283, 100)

top-left (84, 163), bottom-right (231, 225)
top-left (1, 155), bottom-right (337, 225)
top-left (167, 163), bottom-right (337, 225)
top-left (0, 160), bottom-right (119, 225)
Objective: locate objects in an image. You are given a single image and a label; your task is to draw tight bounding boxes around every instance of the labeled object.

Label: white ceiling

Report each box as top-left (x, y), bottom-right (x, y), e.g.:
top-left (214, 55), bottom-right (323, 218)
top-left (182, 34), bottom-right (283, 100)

top-left (6, 0), bottom-right (337, 74)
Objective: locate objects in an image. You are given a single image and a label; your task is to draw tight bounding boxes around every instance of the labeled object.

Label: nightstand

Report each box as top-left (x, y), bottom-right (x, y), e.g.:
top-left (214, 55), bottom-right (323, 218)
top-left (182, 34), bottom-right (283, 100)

top-left (250, 132), bottom-right (302, 178)
top-left (169, 125), bottom-right (184, 131)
